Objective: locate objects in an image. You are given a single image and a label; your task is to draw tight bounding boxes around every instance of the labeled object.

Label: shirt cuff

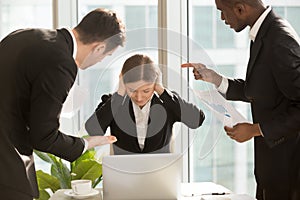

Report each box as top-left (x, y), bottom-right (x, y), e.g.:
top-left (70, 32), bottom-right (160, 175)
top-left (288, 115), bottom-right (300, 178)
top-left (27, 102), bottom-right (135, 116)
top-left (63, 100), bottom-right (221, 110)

top-left (82, 138), bottom-right (89, 154)
top-left (258, 123), bottom-right (264, 137)
top-left (217, 77), bottom-right (229, 94)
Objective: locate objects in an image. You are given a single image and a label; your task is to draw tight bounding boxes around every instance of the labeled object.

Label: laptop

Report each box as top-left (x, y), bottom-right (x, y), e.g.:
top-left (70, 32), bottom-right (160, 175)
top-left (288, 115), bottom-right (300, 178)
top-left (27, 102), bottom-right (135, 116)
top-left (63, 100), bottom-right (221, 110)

top-left (102, 153), bottom-right (183, 200)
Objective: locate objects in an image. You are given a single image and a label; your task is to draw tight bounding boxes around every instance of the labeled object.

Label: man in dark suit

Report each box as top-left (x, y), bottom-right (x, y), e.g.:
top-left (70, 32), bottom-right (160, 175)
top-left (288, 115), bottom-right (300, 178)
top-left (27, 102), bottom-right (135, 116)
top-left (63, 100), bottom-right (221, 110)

top-left (0, 8), bottom-right (125, 199)
top-left (183, 0), bottom-right (300, 199)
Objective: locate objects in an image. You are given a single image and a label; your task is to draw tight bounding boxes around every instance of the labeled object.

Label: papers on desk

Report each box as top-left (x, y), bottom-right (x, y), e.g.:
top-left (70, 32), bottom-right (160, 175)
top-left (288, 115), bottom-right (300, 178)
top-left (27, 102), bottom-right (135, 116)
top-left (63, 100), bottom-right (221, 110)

top-left (200, 194), bottom-right (255, 200)
top-left (201, 194), bottom-right (255, 200)
top-left (181, 182), bottom-right (231, 197)
top-left (194, 90), bottom-right (248, 127)
top-left (181, 182), bottom-right (256, 200)
top-left (226, 194), bottom-right (257, 200)
top-left (201, 197), bottom-right (230, 200)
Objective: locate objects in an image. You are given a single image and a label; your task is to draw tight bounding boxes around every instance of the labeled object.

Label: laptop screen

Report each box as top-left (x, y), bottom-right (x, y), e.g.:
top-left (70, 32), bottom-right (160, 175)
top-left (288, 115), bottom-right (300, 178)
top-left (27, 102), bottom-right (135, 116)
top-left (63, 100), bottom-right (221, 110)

top-left (102, 153), bottom-right (182, 200)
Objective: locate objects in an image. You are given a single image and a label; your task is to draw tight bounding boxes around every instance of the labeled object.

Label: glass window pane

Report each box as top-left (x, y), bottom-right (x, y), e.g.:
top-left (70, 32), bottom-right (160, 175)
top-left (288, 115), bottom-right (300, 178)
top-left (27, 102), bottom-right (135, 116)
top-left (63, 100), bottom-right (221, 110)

top-left (126, 6), bottom-right (146, 29)
top-left (189, 0), bottom-right (254, 197)
top-left (0, 0), bottom-right (52, 39)
top-left (272, 6), bottom-right (285, 18)
top-left (216, 18), bottom-right (235, 48)
top-left (287, 7), bottom-right (300, 34)
top-left (192, 6), bottom-right (213, 48)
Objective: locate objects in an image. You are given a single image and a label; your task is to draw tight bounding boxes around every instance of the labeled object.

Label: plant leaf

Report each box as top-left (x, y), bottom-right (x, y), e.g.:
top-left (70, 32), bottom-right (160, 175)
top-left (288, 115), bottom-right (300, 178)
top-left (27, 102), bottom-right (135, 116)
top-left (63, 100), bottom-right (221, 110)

top-left (50, 158), bottom-right (71, 189)
top-left (34, 189), bottom-right (51, 200)
top-left (36, 170), bottom-right (60, 192)
top-left (93, 175), bottom-right (102, 188)
top-left (34, 150), bottom-right (53, 164)
top-left (72, 160), bottom-right (102, 186)
top-left (71, 149), bottom-right (96, 171)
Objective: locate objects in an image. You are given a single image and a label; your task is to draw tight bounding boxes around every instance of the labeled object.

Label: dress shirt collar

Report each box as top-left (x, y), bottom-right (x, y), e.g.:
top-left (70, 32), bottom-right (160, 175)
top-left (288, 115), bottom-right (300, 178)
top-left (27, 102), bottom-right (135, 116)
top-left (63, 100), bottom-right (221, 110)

top-left (66, 28), bottom-right (77, 59)
top-left (249, 6), bottom-right (271, 42)
top-left (132, 97), bottom-right (152, 150)
top-left (132, 97), bottom-right (152, 116)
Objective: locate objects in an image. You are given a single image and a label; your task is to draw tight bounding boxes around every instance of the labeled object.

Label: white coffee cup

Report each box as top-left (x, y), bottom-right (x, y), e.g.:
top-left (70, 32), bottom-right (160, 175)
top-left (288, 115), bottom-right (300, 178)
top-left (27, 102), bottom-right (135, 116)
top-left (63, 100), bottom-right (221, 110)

top-left (71, 179), bottom-right (92, 195)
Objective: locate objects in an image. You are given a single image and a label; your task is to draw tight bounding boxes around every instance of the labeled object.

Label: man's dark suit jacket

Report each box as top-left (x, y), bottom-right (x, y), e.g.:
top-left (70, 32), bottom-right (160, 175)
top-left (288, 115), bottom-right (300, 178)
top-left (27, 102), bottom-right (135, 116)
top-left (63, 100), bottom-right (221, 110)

top-left (85, 90), bottom-right (205, 154)
top-left (0, 28), bottom-right (85, 198)
top-left (226, 10), bottom-right (300, 199)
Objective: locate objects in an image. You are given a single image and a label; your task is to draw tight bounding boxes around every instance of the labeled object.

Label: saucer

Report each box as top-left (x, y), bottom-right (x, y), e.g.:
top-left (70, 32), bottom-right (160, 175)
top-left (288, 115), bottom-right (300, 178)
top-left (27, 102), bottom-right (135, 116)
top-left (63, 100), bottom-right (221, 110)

top-left (64, 189), bottom-right (100, 199)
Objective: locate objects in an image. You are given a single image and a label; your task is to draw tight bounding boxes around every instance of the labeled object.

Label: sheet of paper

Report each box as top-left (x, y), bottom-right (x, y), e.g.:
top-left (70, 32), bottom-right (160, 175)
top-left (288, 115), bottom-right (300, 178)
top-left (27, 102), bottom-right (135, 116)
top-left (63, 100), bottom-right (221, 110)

top-left (181, 182), bottom-right (255, 200)
top-left (201, 194), bottom-right (255, 200)
top-left (181, 182), bottom-right (231, 197)
top-left (229, 194), bottom-right (257, 200)
top-left (194, 90), bottom-right (248, 127)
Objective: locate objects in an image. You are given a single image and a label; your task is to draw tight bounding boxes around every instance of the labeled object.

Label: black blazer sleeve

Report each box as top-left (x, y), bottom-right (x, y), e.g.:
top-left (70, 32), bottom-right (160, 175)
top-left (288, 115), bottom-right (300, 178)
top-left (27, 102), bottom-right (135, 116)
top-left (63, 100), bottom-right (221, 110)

top-left (159, 89), bottom-right (205, 128)
top-left (226, 79), bottom-right (251, 102)
top-left (85, 92), bottom-right (124, 136)
top-left (28, 62), bottom-right (84, 162)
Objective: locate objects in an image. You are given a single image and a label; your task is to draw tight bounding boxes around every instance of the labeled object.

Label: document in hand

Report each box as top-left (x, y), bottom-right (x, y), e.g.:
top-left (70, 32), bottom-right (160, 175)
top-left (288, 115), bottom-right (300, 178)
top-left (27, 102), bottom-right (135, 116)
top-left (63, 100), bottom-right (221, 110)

top-left (194, 89), bottom-right (248, 127)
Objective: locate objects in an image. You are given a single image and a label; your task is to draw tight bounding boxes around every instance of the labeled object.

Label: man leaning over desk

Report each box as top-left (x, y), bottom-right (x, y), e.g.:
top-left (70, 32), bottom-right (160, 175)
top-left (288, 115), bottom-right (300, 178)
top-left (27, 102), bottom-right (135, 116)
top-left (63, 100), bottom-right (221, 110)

top-left (0, 8), bottom-right (125, 200)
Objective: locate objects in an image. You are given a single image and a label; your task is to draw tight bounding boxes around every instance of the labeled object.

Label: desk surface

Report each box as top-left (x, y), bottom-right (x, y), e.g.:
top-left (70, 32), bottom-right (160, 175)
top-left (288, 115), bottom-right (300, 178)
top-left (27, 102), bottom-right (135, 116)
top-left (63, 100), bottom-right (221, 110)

top-left (50, 188), bottom-right (102, 200)
top-left (49, 182), bottom-right (256, 200)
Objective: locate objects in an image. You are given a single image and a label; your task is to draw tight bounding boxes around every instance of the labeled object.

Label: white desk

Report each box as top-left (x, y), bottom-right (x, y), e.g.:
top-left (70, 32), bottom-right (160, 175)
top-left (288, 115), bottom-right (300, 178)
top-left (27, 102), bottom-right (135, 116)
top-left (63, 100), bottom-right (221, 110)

top-left (50, 182), bottom-right (256, 200)
top-left (49, 188), bottom-right (102, 200)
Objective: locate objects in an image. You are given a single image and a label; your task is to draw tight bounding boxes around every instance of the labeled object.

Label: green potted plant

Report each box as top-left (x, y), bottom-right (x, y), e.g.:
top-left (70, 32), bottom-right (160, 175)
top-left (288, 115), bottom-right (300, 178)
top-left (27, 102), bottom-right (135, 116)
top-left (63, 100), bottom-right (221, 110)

top-left (34, 149), bottom-right (103, 200)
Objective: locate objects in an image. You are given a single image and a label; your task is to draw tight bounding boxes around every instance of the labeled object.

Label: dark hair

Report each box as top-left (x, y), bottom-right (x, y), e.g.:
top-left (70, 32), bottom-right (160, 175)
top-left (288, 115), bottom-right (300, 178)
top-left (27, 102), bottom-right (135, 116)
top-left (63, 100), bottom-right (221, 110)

top-left (74, 8), bottom-right (125, 52)
top-left (121, 54), bottom-right (158, 84)
top-left (220, 0), bottom-right (263, 7)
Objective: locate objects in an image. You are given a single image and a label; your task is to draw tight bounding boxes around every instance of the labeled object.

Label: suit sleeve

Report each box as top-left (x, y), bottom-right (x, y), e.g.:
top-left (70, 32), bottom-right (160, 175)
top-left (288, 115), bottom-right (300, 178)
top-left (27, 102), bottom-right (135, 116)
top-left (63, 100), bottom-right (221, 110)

top-left (29, 63), bottom-right (84, 162)
top-left (226, 79), bottom-right (251, 102)
top-left (159, 89), bottom-right (205, 128)
top-left (261, 42), bottom-right (300, 144)
top-left (85, 92), bottom-right (124, 136)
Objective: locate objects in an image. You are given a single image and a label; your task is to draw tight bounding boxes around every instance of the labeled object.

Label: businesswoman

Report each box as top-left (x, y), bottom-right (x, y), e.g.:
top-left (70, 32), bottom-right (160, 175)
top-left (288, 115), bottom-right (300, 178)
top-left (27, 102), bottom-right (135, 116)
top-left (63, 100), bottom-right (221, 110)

top-left (85, 54), bottom-right (205, 154)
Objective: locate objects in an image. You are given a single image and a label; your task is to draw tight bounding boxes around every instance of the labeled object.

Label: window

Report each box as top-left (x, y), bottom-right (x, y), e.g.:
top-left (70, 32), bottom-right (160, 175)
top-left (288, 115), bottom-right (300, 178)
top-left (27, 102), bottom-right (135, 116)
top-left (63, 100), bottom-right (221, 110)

top-left (0, 0), bottom-right (52, 40)
top-left (192, 6), bottom-right (213, 48)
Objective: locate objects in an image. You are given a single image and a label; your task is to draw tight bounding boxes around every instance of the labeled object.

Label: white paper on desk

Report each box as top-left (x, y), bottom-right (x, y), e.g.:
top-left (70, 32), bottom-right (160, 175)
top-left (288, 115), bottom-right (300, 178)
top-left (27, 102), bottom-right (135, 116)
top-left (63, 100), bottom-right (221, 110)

top-left (194, 90), bottom-right (248, 127)
top-left (181, 182), bottom-right (231, 197)
top-left (229, 194), bottom-right (256, 200)
top-left (201, 197), bottom-right (230, 200)
top-left (201, 194), bottom-right (255, 200)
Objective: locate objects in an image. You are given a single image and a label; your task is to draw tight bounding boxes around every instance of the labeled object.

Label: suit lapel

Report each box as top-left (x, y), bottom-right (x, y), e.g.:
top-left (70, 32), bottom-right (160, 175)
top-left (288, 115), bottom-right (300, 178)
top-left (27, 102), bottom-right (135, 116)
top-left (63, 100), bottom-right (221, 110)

top-left (128, 100), bottom-right (138, 137)
top-left (246, 39), bottom-right (262, 79)
top-left (246, 10), bottom-right (277, 80)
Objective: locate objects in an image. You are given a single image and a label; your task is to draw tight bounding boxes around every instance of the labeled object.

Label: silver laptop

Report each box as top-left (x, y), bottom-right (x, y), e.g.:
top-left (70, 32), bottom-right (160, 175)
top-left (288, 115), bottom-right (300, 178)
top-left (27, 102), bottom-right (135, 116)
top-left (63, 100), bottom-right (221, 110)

top-left (102, 153), bottom-right (182, 200)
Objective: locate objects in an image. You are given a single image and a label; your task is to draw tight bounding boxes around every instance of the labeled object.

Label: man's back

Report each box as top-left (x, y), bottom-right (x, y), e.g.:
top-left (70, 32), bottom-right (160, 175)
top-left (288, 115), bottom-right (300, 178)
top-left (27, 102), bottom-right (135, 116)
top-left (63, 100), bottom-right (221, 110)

top-left (0, 28), bottom-right (79, 197)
